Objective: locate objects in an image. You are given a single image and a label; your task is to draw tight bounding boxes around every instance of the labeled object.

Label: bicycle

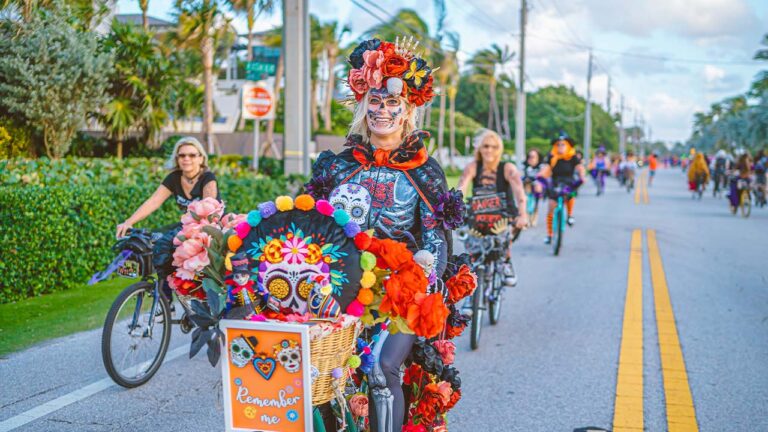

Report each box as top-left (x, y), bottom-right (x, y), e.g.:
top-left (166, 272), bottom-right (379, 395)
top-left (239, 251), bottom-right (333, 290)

top-left (550, 182), bottom-right (577, 256)
top-left (97, 228), bottom-right (196, 388)
top-left (693, 174), bottom-right (706, 200)
top-left (729, 178), bottom-right (751, 218)
top-left (457, 225), bottom-right (515, 350)
top-left (590, 169), bottom-right (607, 196)
top-left (523, 178), bottom-right (540, 227)
top-left (754, 181), bottom-right (767, 209)
top-left (713, 170), bottom-right (726, 198)
top-left (623, 168), bottom-right (635, 193)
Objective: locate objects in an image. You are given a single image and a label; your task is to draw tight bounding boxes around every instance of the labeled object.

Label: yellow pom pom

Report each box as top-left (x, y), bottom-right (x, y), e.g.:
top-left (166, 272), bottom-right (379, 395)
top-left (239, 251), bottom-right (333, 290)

top-left (224, 252), bottom-right (235, 271)
top-left (227, 235), bottom-right (242, 252)
top-left (360, 271), bottom-right (376, 289)
top-left (294, 194), bottom-right (315, 211)
top-left (275, 196), bottom-right (294, 211)
top-left (320, 285), bottom-right (332, 296)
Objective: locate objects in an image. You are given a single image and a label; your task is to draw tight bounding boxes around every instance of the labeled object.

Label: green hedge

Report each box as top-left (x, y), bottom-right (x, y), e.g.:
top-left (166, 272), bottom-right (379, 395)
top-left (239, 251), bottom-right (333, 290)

top-left (0, 176), bottom-right (303, 303)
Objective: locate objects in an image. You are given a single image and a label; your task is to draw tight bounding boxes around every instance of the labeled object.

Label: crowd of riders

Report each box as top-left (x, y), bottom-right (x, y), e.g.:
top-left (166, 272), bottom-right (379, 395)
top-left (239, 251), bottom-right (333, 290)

top-left (685, 148), bottom-right (767, 209)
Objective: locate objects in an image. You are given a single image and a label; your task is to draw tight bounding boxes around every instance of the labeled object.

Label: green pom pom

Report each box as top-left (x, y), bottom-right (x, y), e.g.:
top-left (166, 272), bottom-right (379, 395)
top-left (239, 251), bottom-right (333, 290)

top-left (360, 251), bottom-right (376, 271)
top-left (347, 355), bottom-right (362, 369)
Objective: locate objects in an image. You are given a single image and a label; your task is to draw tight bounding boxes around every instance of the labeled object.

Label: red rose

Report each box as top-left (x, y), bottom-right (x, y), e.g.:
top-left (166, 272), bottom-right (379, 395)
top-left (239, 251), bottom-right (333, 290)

top-left (406, 292), bottom-right (449, 338)
top-left (445, 389), bottom-right (461, 410)
top-left (402, 421), bottom-right (427, 432)
top-left (445, 320), bottom-right (467, 339)
top-left (407, 75), bottom-right (434, 106)
top-left (382, 53), bottom-right (409, 77)
top-left (446, 264), bottom-right (477, 304)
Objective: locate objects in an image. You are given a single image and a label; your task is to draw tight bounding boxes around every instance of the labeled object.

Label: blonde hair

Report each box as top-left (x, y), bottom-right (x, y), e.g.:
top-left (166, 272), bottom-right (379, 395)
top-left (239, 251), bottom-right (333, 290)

top-left (348, 91), bottom-right (419, 142)
top-left (165, 136), bottom-right (209, 171)
top-left (473, 129), bottom-right (504, 164)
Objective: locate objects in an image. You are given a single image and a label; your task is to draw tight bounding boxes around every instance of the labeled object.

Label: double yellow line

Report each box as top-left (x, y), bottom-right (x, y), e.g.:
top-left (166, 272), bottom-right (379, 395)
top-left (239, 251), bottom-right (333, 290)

top-left (634, 172), bottom-right (649, 204)
top-left (613, 229), bottom-right (698, 431)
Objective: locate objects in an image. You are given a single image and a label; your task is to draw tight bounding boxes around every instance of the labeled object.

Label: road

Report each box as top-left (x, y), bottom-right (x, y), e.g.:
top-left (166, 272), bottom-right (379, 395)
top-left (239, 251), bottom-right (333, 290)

top-left (1, 168), bottom-right (766, 431)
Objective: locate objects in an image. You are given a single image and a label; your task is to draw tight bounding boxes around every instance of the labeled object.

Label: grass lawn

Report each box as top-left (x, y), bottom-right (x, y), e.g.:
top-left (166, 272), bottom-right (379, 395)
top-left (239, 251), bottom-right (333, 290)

top-left (0, 278), bottom-right (133, 356)
top-left (446, 175), bottom-right (460, 190)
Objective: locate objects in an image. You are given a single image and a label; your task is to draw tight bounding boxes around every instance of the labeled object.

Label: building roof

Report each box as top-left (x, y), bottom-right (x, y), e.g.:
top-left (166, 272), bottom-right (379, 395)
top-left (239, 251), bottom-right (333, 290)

top-left (115, 14), bottom-right (175, 28)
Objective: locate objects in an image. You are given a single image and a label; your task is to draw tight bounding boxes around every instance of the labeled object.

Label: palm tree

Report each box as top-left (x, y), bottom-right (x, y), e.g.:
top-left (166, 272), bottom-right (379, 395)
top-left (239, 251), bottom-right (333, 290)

top-left (432, 32), bottom-right (459, 166)
top-left (139, 0), bottom-right (149, 29)
top-left (498, 73), bottom-right (515, 140)
top-left (469, 44), bottom-right (514, 136)
top-left (312, 19), bottom-right (349, 132)
top-left (170, 0), bottom-right (233, 154)
top-left (262, 25), bottom-right (282, 157)
top-left (228, 0), bottom-right (275, 61)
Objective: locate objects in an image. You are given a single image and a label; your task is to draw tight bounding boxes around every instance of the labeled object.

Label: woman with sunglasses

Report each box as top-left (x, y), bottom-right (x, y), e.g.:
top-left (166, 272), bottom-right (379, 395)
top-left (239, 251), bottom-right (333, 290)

top-left (115, 137), bottom-right (220, 302)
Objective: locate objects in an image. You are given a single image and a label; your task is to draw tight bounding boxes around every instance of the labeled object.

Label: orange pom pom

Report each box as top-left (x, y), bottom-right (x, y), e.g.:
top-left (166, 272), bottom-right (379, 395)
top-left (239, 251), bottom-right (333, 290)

top-left (356, 288), bottom-right (374, 305)
top-left (227, 234), bottom-right (243, 252)
top-left (294, 194), bottom-right (316, 211)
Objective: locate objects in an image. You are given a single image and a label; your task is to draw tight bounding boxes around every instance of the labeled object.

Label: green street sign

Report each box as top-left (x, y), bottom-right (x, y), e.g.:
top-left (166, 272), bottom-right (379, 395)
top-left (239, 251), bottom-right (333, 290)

top-left (246, 61), bottom-right (277, 79)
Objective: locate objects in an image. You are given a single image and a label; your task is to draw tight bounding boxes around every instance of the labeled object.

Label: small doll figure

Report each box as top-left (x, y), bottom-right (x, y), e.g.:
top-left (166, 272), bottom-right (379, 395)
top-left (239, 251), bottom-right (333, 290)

top-left (225, 253), bottom-right (259, 316)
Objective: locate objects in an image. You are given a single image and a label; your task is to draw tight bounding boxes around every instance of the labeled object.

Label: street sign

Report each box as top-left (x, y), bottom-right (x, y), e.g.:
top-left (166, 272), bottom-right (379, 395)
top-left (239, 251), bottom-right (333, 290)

top-left (246, 61), bottom-right (277, 80)
top-left (242, 82), bottom-right (275, 120)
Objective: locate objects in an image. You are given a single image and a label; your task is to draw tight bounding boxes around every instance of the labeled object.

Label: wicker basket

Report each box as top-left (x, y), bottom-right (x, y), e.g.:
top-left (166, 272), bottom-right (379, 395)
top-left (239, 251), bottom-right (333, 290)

top-left (309, 316), bottom-right (362, 406)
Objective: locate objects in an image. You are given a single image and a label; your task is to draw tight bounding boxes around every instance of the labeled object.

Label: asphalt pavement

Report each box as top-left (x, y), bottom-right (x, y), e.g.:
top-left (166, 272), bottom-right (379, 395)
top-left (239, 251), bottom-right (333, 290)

top-left (1, 168), bottom-right (766, 431)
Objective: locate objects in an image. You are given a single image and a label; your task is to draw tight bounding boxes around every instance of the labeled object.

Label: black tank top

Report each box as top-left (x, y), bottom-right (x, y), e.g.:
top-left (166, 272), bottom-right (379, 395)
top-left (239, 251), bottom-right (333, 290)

top-left (471, 161), bottom-right (518, 216)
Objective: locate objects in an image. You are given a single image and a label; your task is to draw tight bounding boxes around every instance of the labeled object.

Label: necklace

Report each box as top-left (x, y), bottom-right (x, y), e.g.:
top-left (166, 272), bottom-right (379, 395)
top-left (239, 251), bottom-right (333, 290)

top-left (182, 170), bottom-right (201, 185)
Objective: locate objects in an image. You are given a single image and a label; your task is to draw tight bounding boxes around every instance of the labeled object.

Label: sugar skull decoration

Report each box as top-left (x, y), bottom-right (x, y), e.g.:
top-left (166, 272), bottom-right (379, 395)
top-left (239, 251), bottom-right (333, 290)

top-left (329, 183), bottom-right (372, 226)
top-left (234, 195), bottom-right (365, 317)
top-left (274, 339), bottom-right (301, 373)
top-left (230, 335), bottom-right (258, 368)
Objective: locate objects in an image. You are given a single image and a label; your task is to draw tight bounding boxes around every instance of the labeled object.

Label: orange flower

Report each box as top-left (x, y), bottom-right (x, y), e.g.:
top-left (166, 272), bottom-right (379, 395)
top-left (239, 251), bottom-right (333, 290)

top-left (406, 292), bottom-right (449, 338)
top-left (305, 243), bottom-right (322, 264)
top-left (372, 238), bottom-right (414, 270)
top-left (407, 75), bottom-right (434, 106)
top-left (264, 239), bottom-right (284, 263)
top-left (446, 264), bottom-right (477, 304)
top-left (382, 53), bottom-right (409, 77)
top-left (445, 389), bottom-right (461, 410)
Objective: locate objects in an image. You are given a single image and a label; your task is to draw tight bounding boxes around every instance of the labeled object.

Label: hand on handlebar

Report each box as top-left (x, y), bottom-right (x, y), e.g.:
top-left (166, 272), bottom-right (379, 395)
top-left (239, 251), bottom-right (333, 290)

top-left (116, 222), bottom-right (133, 239)
top-left (515, 213), bottom-right (528, 229)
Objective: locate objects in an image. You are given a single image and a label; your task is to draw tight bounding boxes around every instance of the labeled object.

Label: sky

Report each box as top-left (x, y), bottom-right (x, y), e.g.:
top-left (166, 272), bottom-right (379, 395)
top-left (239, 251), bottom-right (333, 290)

top-left (116, 0), bottom-right (768, 144)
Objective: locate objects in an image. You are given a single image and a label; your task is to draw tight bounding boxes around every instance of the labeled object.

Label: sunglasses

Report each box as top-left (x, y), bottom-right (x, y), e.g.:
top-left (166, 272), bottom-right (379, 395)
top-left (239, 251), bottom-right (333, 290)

top-left (177, 153), bottom-right (201, 159)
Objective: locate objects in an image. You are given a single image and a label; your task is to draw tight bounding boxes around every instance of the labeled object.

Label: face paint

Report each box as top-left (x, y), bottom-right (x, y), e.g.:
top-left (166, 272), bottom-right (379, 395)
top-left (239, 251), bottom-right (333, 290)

top-left (366, 89), bottom-right (406, 137)
top-left (233, 272), bottom-right (250, 286)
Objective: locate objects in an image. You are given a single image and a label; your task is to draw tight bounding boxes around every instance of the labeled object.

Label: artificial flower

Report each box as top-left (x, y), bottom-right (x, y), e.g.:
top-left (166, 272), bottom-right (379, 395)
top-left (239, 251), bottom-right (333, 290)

top-left (414, 389), bottom-right (443, 424)
top-left (402, 422), bottom-right (427, 432)
top-left (445, 389), bottom-right (462, 410)
top-left (434, 188), bottom-right (466, 230)
top-left (347, 68), bottom-right (369, 99)
top-left (432, 340), bottom-right (456, 365)
top-left (181, 197), bottom-right (224, 225)
top-left (362, 50), bottom-right (385, 89)
top-left (220, 212), bottom-right (246, 230)
top-left (433, 381), bottom-right (453, 405)
top-left (167, 276), bottom-right (205, 300)
top-left (263, 238), bottom-right (284, 263)
top-left (406, 292), bottom-right (449, 338)
top-left (410, 338), bottom-right (444, 376)
top-left (404, 58), bottom-right (430, 89)
top-left (441, 365), bottom-right (461, 391)
top-left (172, 233), bottom-right (212, 280)
top-left (305, 243), bottom-right (322, 264)
top-left (407, 75), bottom-right (435, 106)
top-left (382, 52), bottom-right (409, 77)
top-left (445, 305), bottom-right (470, 339)
top-left (349, 38), bottom-right (381, 69)
top-left (446, 264), bottom-right (477, 304)
top-left (282, 236), bottom-right (308, 264)
top-left (348, 394), bottom-right (369, 418)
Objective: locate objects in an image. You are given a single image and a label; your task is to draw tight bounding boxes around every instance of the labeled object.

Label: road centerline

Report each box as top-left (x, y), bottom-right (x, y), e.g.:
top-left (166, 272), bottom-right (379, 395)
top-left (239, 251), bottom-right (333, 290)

top-left (612, 229), bottom-right (644, 432)
top-left (647, 230), bottom-right (699, 431)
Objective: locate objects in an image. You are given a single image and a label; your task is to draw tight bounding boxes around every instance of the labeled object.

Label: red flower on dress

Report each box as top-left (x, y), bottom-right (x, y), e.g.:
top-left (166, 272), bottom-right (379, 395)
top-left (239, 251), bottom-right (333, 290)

top-left (446, 264), bottom-right (477, 304)
top-left (407, 75), bottom-right (435, 106)
top-left (406, 292), bottom-right (449, 338)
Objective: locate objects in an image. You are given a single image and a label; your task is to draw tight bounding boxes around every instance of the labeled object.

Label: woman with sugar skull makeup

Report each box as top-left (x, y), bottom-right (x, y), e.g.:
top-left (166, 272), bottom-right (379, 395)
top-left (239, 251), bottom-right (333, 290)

top-left (306, 37), bottom-right (460, 432)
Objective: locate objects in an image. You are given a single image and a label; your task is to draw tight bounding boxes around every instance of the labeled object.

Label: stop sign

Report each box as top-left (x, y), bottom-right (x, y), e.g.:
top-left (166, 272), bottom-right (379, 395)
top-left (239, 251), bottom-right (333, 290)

top-left (242, 83), bottom-right (275, 120)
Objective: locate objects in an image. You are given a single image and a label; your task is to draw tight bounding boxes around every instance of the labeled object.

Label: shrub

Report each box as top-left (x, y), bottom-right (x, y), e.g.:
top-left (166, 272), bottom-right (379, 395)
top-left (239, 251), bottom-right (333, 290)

top-left (0, 118), bottom-right (33, 158)
top-left (0, 176), bottom-right (303, 303)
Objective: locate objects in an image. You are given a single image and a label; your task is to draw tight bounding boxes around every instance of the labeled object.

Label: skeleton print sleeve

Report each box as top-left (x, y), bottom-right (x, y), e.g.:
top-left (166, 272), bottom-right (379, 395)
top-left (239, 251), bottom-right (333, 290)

top-left (420, 199), bottom-right (449, 279)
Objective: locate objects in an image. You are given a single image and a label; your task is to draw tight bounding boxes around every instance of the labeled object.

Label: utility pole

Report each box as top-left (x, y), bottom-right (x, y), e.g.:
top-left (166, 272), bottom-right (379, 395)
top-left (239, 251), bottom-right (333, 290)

top-left (583, 50), bottom-right (593, 166)
top-left (514, 0), bottom-right (527, 167)
top-left (619, 94), bottom-right (626, 155)
top-left (283, 0), bottom-right (311, 175)
top-left (606, 76), bottom-right (611, 114)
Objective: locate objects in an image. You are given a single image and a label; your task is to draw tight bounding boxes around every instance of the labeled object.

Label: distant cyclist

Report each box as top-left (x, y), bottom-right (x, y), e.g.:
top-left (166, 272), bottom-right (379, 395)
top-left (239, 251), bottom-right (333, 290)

top-left (711, 149), bottom-right (732, 196)
top-left (754, 149), bottom-right (767, 203)
top-left (536, 133), bottom-right (586, 244)
top-left (647, 152), bottom-right (658, 186)
top-left (587, 146), bottom-right (611, 194)
top-left (621, 151), bottom-right (638, 191)
top-left (687, 152), bottom-right (710, 193)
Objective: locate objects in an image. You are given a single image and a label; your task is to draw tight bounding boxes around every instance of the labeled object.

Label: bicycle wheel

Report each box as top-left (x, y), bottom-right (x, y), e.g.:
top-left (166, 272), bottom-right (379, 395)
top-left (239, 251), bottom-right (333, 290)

top-left (102, 281), bottom-right (171, 388)
top-left (470, 267), bottom-right (485, 350)
top-left (553, 206), bottom-right (564, 256)
top-left (740, 189), bottom-right (751, 218)
top-left (489, 262), bottom-right (507, 325)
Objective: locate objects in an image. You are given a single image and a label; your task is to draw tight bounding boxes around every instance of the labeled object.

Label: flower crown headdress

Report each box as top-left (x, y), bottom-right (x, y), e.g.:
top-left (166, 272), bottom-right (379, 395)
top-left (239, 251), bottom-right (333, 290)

top-left (346, 36), bottom-right (436, 107)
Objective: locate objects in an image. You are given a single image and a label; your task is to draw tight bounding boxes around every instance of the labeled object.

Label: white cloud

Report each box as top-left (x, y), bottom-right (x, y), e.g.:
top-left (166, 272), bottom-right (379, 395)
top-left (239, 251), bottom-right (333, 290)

top-left (644, 92), bottom-right (699, 141)
top-left (702, 64), bottom-right (744, 92)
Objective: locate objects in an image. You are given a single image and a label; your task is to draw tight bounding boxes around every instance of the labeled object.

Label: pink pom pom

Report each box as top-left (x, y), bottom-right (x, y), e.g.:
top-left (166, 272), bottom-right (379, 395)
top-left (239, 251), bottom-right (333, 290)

top-left (346, 299), bottom-right (365, 317)
top-left (235, 221), bottom-right (251, 239)
top-left (380, 322), bottom-right (388, 331)
top-left (316, 200), bottom-right (335, 216)
top-left (363, 346), bottom-right (372, 355)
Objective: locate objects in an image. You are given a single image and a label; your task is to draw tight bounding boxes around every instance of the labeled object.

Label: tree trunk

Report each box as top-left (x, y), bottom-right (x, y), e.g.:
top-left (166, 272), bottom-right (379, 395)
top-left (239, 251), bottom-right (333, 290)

top-left (449, 87), bottom-right (456, 168)
top-left (437, 89), bottom-right (447, 164)
top-left (246, 4), bottom-right (254, 61)
top-left (117, 139), bottom-right (123, 159)
top-left (202, 34), bottom-right (215, 154)
top-left (140, 0), bottom-right (149, 30)
top-left (502, 90), bottom-right (510, 140)
top-left (310, 78), bottom-right (319, 132)
top-left (323, 51), bottom-right (337, 131)
top-left (265, 50), bottom-right (284, 158)
top-left (492, 81), bottom-right (502, 137)
top-left (487, 82), bottom-right (493, 130)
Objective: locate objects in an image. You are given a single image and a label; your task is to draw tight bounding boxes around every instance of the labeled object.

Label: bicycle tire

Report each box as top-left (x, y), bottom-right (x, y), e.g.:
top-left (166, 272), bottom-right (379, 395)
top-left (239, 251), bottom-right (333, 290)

top-left (740, 189), bottom-right (751, 218)
top-left (102, 281), bottom-right (171, 388)
top-left (489, 262), bottom-right (506, 325)
top-left (553, 206), bottom-right (563, 256)
top-left (470, 267), bottom-right (484, 350)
